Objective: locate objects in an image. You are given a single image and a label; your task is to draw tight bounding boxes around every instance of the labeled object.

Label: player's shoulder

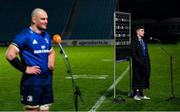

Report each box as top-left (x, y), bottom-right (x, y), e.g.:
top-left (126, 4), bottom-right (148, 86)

top-left (16, 28), bottom-right (32, 37)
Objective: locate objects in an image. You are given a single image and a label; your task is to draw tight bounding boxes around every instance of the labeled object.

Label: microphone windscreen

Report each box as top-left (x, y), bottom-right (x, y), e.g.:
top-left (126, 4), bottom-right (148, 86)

top-left (53, 34), bottom-right (61, 43)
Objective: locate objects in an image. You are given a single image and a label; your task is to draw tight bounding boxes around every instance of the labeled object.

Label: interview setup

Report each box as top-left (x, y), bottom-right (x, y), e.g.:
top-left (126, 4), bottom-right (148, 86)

top-left (51, 12), bottom-right (180, 109)
top-left (0, 0), bottom-right (180, 111)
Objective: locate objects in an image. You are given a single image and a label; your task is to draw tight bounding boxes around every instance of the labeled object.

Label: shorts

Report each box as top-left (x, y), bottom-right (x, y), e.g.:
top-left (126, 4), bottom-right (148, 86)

top-left (20, 72), bottom-right (53, 106)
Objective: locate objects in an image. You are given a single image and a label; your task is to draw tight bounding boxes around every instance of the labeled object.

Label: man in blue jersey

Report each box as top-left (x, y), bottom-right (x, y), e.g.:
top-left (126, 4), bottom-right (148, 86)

top-left (5, 8), bottom-right (55, 111)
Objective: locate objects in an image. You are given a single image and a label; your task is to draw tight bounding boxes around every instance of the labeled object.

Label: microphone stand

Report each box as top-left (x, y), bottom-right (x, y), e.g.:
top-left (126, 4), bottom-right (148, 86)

top-left (152, 38), bottom-right (179, 101)
top-left (58, 43), bottom-right (83, 111)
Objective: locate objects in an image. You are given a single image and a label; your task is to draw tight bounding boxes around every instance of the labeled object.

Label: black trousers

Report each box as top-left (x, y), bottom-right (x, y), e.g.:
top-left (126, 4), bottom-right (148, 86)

top-left (133, 89), bottom-right (144, 96)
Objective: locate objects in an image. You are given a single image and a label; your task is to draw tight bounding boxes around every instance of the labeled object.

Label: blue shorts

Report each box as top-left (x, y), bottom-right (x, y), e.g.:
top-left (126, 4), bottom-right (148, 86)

top-left (20, 71), bottom-right (53, 106)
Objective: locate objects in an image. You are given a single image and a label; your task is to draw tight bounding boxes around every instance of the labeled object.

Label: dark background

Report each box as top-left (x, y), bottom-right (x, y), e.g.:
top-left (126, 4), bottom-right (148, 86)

top-left (119, 0), bottom-right (179, 20)
top-left (118, 0), bottom-right (180, 43)
top-left (0, 0), bottom-right (179, 43)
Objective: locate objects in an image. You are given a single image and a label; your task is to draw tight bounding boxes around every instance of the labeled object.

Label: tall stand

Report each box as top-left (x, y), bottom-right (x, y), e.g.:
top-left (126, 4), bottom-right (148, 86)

top-left (128, 58), bottom-right (133, 98)
top-left (166, 56), bottom-right (177, 101)
top-left (155, 42), bottom-right (179, 101)
top-left (58, 43), bottom-right (83, 111)
top-left (113, 60), bottom-right (126, 103)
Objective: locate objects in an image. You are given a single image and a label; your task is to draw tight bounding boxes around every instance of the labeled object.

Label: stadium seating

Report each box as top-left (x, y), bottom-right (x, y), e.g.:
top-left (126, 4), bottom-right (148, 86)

top-left (0, 0), bottom-right (117, 43)
top-left (70, 0), bottom-right (117, 39)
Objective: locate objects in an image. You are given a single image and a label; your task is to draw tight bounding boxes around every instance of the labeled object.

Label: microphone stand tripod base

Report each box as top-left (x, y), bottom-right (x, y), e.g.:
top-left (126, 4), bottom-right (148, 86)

top-left (166, 96), bottom-right (180, 103)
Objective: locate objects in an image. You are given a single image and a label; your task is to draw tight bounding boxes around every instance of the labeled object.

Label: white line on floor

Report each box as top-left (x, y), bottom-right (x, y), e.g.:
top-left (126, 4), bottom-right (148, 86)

top-left (101, 59), bottom-right (113, 62)
top-left (89, 66), bottom-right (129, 112)
top-left (65, 75), bottom-right (109, 79)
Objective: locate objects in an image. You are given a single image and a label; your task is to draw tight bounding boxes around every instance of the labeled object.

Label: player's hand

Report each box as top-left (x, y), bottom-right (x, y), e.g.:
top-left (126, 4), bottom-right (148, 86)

top-left (25, 66), bottom-right (41, 75)
top-left (48, 64), bottom-right (54, 71)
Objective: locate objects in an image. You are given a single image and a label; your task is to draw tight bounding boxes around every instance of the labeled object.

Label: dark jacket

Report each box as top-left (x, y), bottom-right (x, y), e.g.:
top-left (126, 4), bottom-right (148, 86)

top-left (131, 36), bottom-right (151, 89)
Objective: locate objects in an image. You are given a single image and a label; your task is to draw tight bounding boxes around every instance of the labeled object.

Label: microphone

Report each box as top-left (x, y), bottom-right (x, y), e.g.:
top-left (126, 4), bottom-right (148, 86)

top-left (149, 37), bottom-right (161, 42)
top-left (53, 34), bottom-right (68, 58)
top-left (149, 36), bottom-right (173, 57)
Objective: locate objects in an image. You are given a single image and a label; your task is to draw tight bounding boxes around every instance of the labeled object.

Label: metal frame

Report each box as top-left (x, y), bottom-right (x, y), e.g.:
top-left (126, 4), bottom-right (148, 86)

top-left (113, 11), bottom-right (131, 98)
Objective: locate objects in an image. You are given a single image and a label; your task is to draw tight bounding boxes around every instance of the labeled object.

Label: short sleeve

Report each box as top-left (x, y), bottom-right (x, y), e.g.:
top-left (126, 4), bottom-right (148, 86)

top-left (11, 33), bottom-right (27, 50)
top-left (49, 36), bottom-right (52, 50)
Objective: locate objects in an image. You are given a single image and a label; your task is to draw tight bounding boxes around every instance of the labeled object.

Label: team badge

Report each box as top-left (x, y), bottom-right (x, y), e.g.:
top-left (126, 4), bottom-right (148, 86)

top-left (27, 95), bottom-right (33, 102)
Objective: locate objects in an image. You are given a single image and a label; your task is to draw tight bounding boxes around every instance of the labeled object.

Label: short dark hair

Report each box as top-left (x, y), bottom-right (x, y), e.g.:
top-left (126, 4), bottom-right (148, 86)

top-left (135, 25), bottom-right (144, 31)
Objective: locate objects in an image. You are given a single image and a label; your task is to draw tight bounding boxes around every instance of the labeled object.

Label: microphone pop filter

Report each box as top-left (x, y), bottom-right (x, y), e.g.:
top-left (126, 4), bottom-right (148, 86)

top-left (53, 34), bottom-right (61, 43)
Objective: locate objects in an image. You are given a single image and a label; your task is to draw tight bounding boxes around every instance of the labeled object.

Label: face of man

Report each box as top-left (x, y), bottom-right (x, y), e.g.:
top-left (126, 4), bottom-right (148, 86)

top-left (32, 10), bottom-right (48, 30)
top-left (136, 28), bottom-right (145, 37)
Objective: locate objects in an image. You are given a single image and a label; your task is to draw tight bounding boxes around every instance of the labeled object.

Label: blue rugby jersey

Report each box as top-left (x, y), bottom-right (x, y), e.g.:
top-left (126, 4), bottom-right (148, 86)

top-left (12, 28), bottom-right (52, 72)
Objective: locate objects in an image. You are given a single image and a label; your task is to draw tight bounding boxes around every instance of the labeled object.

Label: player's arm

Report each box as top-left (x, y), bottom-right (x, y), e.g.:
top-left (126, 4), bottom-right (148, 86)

top-left (5, 44), bottom-right (19, 61)
top-left (5, 44), bottom-right (41, 74)
top-left (48, 47), bottom-right (55, 71)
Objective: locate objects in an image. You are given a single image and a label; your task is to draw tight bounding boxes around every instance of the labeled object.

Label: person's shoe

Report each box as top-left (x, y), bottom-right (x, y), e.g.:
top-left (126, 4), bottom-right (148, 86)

top-left (140, 95), bottom-right (150, 100)
top-left (133, 95), bottom-right (141, 100)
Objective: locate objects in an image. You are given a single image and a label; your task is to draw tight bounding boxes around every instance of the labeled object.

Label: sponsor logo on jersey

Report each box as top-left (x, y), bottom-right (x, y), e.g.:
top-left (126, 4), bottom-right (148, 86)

top-left (34, 49), bottom-right (50, 54)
